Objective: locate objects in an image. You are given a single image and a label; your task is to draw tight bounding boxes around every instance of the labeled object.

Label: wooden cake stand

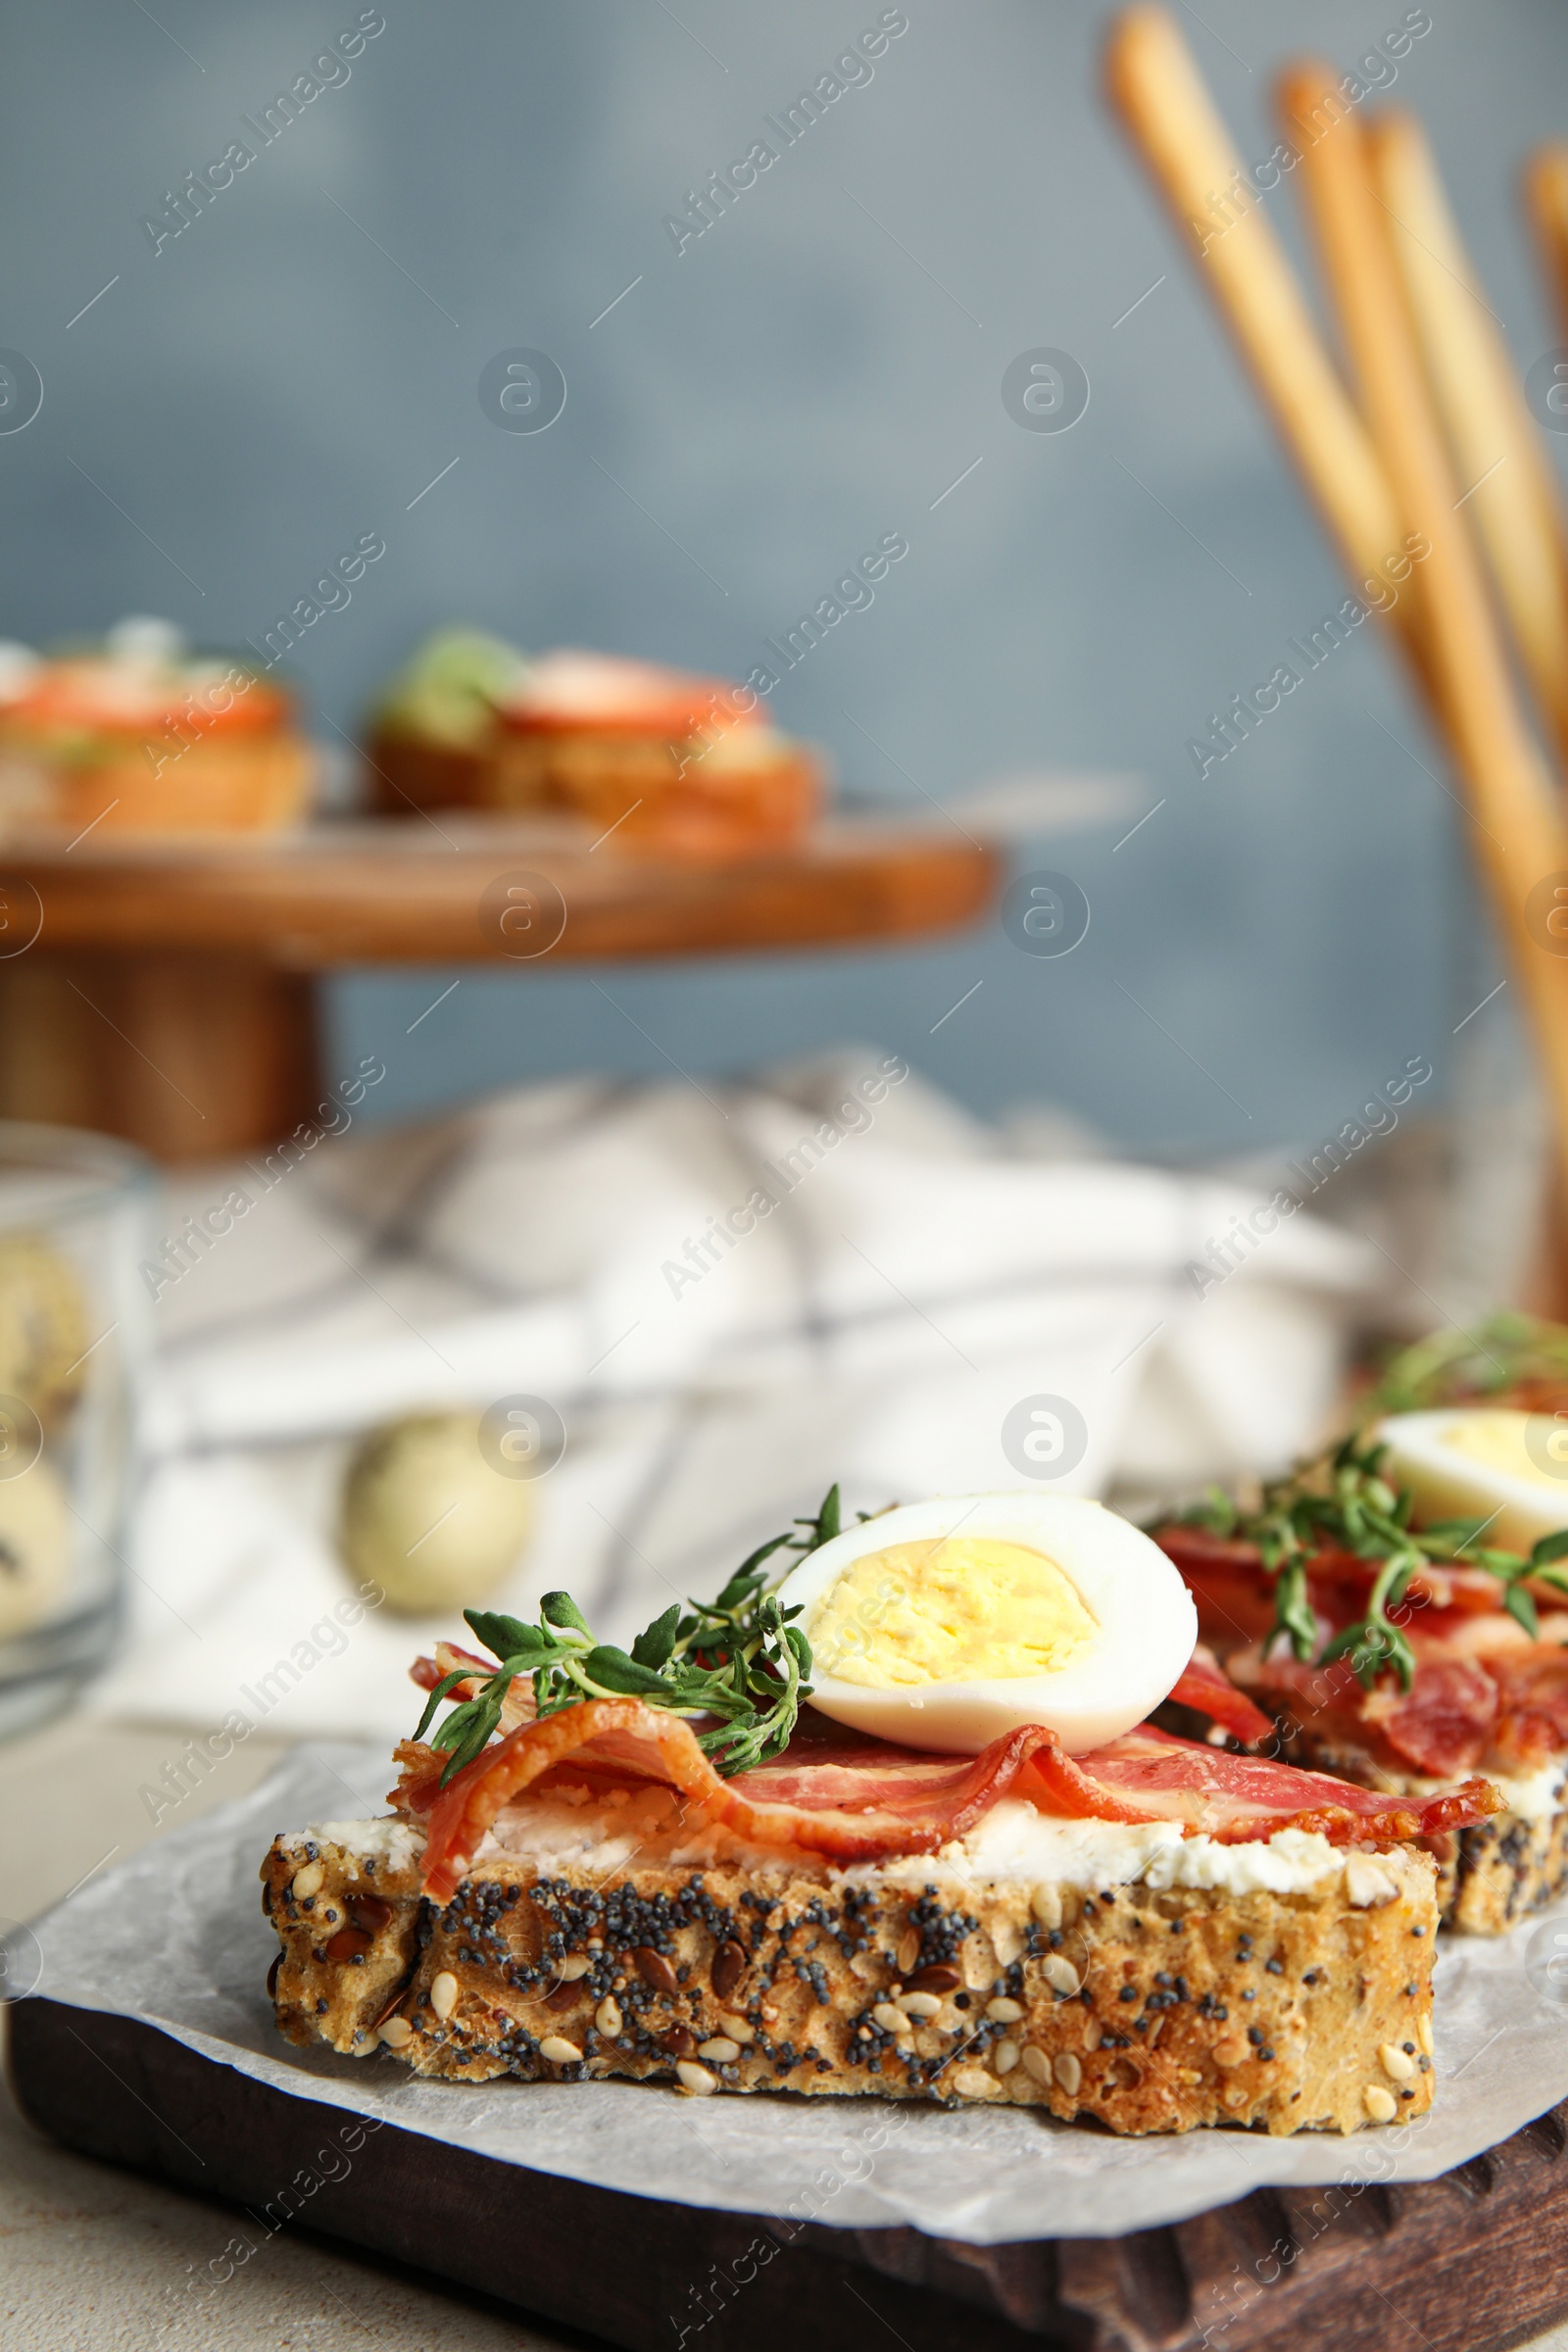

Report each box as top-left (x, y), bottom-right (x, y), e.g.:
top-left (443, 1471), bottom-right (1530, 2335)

top-left (0, 818), bottom-right (1000, 1161)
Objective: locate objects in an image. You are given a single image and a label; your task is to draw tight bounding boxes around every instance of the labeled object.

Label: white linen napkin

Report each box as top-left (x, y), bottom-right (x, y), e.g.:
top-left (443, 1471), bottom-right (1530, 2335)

top-left (97, 1053), bottom-right (1373, 1742)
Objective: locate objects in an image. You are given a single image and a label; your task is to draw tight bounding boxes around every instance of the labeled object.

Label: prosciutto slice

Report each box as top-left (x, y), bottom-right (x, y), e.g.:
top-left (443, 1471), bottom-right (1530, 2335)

top-left (1166, 1646), bottom-right (1273, 1743)
top-left (395, 1698), bottom-right (1500, 1902)
top-left (1071, 1728), bottom-right (1495, 1841)
top-left (1154, 1524), bottom-right (1508, 1648)
top-left (1236, 1645), bottom-right (1503, 1779)
top-left (1158, 1521), bottom-right (1568, 1781)
top-left (398, 1700), bottom-right (1076, 1899)
top-left (1489, 1649), bottom-right (1568, 1773)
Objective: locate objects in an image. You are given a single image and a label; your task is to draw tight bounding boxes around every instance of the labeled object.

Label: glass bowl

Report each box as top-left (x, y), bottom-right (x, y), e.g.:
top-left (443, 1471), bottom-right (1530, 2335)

top-left (0, 1122), bottom-right (153, 1738)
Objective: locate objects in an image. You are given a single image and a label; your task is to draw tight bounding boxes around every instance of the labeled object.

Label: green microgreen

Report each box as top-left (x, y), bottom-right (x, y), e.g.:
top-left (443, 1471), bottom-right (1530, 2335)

top-left (412, 1486), bottom-right (844, 1787)
top-left (1366, 1310), bottom-right (1567, 1417)
top-left (1174, 1432), bottom-right (1568, 1692)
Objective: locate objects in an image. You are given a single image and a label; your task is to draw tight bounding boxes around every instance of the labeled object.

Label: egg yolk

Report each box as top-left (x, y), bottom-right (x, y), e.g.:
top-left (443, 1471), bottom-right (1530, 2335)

top-left (808, 1537), bottom-right (1098, 1688)
top-left (1440, 1409), bottom-right (1568, 1490)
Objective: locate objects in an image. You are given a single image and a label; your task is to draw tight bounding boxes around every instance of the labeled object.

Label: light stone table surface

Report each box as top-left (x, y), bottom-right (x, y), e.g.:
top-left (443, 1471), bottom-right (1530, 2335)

top-left (5, 1709), bottom-right (1568, 2352)
top-left (0, 1709), bottom-right (576, 2351)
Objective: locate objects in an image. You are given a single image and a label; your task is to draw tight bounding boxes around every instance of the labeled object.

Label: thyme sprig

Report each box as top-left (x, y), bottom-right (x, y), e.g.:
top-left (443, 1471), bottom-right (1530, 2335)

top-left (413, 1486), bottom-right (843, 1787)
top-left (1365, 1310), bottom-right (1568, 1419)
top-left (1178, 1435), bottom-right (1568, 1691)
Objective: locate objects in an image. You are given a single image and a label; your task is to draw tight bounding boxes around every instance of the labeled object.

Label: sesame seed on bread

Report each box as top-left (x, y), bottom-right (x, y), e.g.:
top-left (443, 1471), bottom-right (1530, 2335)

top-left (262, 1823), bottom-right (1438, 2136)
top-left (1271, 1727), bottom-right (1568, 1935)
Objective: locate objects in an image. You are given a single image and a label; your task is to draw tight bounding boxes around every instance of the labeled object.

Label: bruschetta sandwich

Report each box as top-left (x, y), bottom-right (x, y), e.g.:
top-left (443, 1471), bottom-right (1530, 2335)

top-left (365, 632), bottom-right (822, 855)
top-left (1155, 1380), bottom-right (1568, 1932)
top-left (0, 615), bottom-right (311, 834)
top-left (264, 1492), bottom-right (1495, 2134)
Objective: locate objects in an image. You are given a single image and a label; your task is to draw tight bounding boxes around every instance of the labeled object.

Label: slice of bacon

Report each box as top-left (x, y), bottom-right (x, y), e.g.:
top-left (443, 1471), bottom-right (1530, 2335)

top-left (1157, 1518), bottom-right (1568, 1782)
top-left (1166, 1645), bottom-right (1273, 1744)
top-left (1068, 1727), bottom-right (1497, 1842)
top-left (1236, 1644), bottom-right (1502, 1779)
top-left (1152, 1525), bottom-right (1282, 1653)
top-left (740, 1727), bottom-right (1501, 1848)
top-left (401, 1699), bottom-right (1075, 1900)
top-left (1489, 1649), bottom-right (1568, 1773)
top-left (1154, 1523), bottom-right (1515, 1652)
top-left (1374, 1656), bottom-right (1499, 1777)
top-left (396, 1699), bottom-right (1501, 1901)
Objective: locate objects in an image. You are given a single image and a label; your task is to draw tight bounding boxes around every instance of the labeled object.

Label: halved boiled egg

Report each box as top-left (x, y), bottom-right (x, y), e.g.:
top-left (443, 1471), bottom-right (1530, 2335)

top-left (1374, 1408), bottom-right (1568, 1553)
top-left (773, 1493), bottom-right (1198, 1756)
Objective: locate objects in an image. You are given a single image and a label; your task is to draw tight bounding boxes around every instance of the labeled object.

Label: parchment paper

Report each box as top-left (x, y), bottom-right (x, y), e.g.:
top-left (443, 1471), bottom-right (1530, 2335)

top-left (22, 1743), bottom-right (1568, 2246)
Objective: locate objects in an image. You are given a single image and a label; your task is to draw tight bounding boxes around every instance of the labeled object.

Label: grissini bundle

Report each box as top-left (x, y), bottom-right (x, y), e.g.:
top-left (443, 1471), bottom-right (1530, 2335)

top-left (1525, 146), bottom-right (1568, 349)
top-left (1108, 5), bottom-right (1568, 1206)
top-left (1277, 62), bottom-right (1568, 1194)
top-left (1371, 111), bottom-right (1568, 777)
top-left (1103, 10), bottom-right (1413, 640)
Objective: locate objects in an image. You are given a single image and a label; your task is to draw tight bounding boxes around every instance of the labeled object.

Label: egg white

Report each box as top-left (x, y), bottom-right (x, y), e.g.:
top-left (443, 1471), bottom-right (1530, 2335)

top-left (1374, 1408), bottom-right (1568, 1554)
top-left (774, 1493), bottom-right (1198, 1756)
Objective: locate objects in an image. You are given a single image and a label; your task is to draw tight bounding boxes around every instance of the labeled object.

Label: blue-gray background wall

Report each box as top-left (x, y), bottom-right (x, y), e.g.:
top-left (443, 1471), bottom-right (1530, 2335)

top-left (5, 0), bottom-right (1560, 1153)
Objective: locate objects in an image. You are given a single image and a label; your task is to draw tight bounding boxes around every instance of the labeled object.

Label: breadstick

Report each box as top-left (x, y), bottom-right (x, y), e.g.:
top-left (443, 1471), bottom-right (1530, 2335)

top-left (1525, 146), bottom-right (1568, 346)
top-left (1104, 9), bottom-right (1405, 610)
top-left (1371, 112), bottom-right (1568, 777)
top-left (1280, 62), bottom-right (1568, 1188)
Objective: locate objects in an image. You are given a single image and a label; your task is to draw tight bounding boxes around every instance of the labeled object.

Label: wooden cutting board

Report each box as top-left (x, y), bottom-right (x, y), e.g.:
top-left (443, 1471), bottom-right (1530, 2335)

top-left (11, 1995), bottom-right (1566, 2352)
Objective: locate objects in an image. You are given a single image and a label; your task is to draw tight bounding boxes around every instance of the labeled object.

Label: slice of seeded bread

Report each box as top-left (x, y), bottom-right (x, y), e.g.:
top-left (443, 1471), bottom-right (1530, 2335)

top-left (1273, 1731), bottom-right (1568, 1936)
top-left (262, 1824), bottom-right (1439, 2136)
